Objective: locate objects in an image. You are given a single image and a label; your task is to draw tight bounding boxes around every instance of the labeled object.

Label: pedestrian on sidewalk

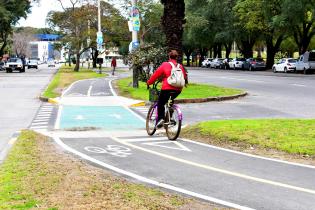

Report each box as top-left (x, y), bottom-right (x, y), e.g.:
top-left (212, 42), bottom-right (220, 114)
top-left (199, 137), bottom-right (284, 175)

top-left (111, 57), bottom-right (117, 75)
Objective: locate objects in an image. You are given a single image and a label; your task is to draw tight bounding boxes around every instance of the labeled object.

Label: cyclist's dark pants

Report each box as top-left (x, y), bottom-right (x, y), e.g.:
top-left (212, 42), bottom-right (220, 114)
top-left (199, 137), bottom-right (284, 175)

top-left (157, 90), bottom-right (181, 122)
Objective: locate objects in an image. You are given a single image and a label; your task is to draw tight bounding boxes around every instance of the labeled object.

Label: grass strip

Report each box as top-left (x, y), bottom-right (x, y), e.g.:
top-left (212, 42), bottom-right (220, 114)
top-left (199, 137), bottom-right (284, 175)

top-left (116, 77), bottom-right (244, 101)
top-left (182, 119), bottom-right (315, 156)
top-left (42, 65), bottom-right (107, 98)
top-left (0, 130), bottom-right (220, 209)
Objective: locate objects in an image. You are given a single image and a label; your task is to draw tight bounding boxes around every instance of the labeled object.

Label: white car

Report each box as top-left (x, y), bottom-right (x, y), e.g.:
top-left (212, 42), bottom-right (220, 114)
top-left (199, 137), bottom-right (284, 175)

top-left (229, 58), bottom-right (246, 70)
top-left (295, 51), bottom-right (315, 74)
top-left (27, 59), bottom-right (38, 69)
top-left (202, 58), bottom-right (212, 68)
top-left (272, 58), bottom-right (297, 73)
top-left (210, 58), bottom-right (224, 68)
top-left (47, 59), bottom-right (55, 67)
top-left (5, 58), bottom-right (24, 73)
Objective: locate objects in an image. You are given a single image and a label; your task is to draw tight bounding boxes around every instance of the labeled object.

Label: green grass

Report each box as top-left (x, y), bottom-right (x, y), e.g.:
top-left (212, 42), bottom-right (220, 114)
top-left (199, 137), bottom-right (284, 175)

top-left (182, 119), bottom-right (315, 156)
top-left (0, 131), bottom-right (42, 209)
top-left (116, 77), bottom-right (243, 101)
top-left (42, 65), bottom-right (107, 98)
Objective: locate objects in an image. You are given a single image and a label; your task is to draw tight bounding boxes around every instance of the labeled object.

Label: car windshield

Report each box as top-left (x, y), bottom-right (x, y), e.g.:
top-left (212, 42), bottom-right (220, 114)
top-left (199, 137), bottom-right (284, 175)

top-left (255, 58), bottom-right (264, 62)
top-left (8, 58), bottom-right (19, 62)
top-left (288, 59), bottom-right (297, 63)
top-left (236, 58), bottom-right (246, 61)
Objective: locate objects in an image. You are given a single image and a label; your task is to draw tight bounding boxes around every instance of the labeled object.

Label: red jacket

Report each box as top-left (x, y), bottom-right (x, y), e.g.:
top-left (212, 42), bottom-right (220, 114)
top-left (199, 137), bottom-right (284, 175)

top-left (147, 59), bottom-right (187, 91)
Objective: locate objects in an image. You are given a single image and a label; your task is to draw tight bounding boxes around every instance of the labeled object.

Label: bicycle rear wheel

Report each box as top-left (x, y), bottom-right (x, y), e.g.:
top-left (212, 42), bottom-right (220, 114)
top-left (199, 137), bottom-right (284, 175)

top-left (146, 104), bottom-right (157, 136)
top-left (165, 107), bottom-right (182, 140)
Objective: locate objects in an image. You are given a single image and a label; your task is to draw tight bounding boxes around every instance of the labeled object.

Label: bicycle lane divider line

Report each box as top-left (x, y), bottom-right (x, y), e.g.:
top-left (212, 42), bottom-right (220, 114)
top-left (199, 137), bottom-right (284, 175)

top-left (111, 136), bottom-right (315, 195)
top-left (52, 136), bottom-right (254, 210)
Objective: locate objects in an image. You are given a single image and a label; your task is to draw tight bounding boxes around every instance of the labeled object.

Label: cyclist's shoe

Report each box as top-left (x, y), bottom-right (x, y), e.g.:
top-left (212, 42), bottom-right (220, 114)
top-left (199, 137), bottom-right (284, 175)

top-left (156, 119), bottom-right (164, 129)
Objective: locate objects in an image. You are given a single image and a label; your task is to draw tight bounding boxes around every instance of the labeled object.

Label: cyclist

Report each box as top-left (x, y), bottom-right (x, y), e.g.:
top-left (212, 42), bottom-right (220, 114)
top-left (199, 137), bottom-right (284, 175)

top-left (147, 49), bottom-right (188, 128)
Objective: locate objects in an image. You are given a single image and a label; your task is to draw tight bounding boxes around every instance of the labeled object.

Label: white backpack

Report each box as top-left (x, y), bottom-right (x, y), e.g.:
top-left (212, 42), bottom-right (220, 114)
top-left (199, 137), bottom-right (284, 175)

top-left (167, 62), bottom-right (185, 88)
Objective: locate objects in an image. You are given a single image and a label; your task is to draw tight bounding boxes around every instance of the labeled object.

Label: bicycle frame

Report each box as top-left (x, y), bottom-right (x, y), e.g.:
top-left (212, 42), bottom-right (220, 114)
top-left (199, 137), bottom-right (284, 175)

top-left (150, 102), bottom-right (183, 123)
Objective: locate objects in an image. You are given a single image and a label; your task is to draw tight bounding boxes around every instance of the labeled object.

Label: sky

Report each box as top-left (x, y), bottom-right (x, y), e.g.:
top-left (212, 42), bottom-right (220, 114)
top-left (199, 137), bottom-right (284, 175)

top-left (17, 0), bottom-right (127, 29)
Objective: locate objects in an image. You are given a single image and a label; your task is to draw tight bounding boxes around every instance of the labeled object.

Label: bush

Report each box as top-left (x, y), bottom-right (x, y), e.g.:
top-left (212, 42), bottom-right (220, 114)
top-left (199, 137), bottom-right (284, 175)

top-left (128, 44), bottom-right (168, 82)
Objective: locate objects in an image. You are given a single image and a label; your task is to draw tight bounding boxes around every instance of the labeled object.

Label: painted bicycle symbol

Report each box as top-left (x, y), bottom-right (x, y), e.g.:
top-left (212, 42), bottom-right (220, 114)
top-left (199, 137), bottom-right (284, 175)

top-left (84, 145), bottom-right (132, 158)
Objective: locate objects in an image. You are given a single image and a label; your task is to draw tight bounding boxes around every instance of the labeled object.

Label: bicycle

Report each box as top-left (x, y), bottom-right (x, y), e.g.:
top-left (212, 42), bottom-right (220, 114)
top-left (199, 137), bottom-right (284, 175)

top-left (146, 82), bottom-right (183, 140)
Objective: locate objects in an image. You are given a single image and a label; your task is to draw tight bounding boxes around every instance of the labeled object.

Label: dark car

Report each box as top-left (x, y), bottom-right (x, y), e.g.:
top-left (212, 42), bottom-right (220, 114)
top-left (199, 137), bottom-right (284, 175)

top-left (244, 58), bottom-right (266, 71)
top-left (220, 58), bottom-right (233, 69)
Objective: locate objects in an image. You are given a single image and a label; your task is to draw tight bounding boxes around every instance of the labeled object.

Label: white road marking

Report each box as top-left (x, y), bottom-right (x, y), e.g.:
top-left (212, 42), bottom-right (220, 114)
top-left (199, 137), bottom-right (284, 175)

top-left (124, 137), bottom-right (168, 142)
top-left (52, 136), bottom-right (253, 210)
top-left (109, 114), bottom-right (122, 119)
top-left (181, 138), bottom-right (315, 170)
top-left (112, 137), bottom-right (315, 195)
top-left (75, 115), bottom-right (85, 120)
top-left (31, 122), bottom-right (48, 126)
top-left (291, 84), bottom-right (306, 87)
top-left (55, 105), bottom-right (63, 129)
top-left (143, 141), bottom-right (191, 152)
top-left (87, 85), bottom-right (93, 97)
top-left (84, 145), bottom-right (132, 157)
top-left (220, 76), bottom-right (265, 83)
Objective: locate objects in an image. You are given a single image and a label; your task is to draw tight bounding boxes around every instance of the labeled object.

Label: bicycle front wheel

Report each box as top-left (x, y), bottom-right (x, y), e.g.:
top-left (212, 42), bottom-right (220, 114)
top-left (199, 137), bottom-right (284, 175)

top-left (165, 107), bottom-right (182, 140)
top-left (146, 104), bottom-right (157, 136)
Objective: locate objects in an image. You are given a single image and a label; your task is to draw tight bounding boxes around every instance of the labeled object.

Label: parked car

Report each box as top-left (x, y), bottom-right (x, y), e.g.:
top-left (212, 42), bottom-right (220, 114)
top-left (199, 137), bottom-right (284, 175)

top-left (27, 59), bottom-right (38, 69)
top-left (220, 58), bottom-right (233, 69)
top-left (295, 51), bottom-right (315, 74)
top-left (210, 58), bottom-right (224, 68)
top-left (0, 61), bottom-right (5, 71)
top-left (229, 58), bottom-right (246, 70)
top-left (47, 59), bottom-right (55, 67)
top-left (272, 58), bottom-right (297, 73)
top-left (5, 58), bottom-right (24, 73)
top-left (202, 58), bottom-right (212, 68)
top-left (243, 58), bottom-right (266, 71)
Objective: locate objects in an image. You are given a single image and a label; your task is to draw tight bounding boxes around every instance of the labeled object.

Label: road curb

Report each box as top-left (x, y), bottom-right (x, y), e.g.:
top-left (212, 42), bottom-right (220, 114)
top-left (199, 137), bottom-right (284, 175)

top-left (39, 96), bottom-right (59, 104)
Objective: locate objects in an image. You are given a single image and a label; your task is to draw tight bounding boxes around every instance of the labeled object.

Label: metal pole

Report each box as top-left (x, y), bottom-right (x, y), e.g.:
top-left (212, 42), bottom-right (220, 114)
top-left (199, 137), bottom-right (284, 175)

top-left (98, 0), bottom-right (101, 33)
top-left (131, 0), bottom-right (138, 44)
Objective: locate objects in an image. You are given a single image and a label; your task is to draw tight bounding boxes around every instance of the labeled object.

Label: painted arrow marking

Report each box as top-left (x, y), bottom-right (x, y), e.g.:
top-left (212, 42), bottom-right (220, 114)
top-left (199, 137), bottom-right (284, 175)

top-left (142, 141), bottom-right (191, 152)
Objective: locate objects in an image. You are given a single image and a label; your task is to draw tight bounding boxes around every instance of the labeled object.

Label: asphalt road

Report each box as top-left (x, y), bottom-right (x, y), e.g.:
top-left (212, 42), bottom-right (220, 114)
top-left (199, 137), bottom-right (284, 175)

top-left (181, 68), bottom-right (315, 124)
top-left (36, 74), bottom-right (315, 210)
top-left (0, 64), bottom-right (58, 162)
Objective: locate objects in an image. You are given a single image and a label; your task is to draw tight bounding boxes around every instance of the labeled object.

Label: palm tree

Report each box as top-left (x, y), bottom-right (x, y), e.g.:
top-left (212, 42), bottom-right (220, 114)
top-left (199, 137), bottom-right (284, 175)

top-left (160, 0), bottom-right (186, 63)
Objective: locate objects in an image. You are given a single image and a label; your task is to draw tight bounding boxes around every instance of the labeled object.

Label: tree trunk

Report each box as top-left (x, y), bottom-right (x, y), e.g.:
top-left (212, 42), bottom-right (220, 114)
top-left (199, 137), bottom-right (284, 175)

top-left (74, 52), bottom-right (80, 71)
top-left (224, 42), bottom-right (232, 58)
top-left (92, 49), bottom-right (98, 68)
top-left (217, 44), bottom-right (222, 58)
top-left (132, 66), bottom-right (140, 88)
top-left (184, 49), bottom-right (192, 67)
top-left (265, 35), bottom-right (284, 69)
top-left (240, 40), bottom-right (254, 58)
top-left (68, 53), bottom-right (71, 67)
top-left (293, 23), bottom-right (315, 55)
top-left (161, 0), bottom-right (186, 63)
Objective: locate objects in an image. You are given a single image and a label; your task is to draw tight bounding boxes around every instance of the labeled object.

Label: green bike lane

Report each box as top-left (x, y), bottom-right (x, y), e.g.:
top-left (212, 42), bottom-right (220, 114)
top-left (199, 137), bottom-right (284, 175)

top-left (42, 77), bottom-right (315, 210)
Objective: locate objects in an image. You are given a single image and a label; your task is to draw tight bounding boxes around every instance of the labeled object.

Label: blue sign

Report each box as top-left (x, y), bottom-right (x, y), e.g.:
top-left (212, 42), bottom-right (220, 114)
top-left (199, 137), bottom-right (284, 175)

top-left (132, 41), bottom-right (140, 50)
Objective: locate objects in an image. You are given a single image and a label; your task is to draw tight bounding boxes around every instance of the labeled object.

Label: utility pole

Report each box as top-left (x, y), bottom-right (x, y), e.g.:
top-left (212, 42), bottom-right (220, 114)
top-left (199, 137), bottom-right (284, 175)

top-left (96, 0), bottom-right (103, 73)
top-left (131, 0), bottom-right (138, 48)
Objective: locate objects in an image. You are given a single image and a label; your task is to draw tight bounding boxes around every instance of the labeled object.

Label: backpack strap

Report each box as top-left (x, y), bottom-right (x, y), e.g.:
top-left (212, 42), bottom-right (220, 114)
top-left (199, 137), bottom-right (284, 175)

top-left (169, 62), bottom-right (175, 68)
top-left (169, 62), bottom-right (180, 68)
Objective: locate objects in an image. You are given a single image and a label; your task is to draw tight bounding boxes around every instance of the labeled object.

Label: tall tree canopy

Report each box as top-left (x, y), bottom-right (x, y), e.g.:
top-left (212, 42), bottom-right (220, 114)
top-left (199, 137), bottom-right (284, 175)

top-left (0, 0), bottom-right (31, 56)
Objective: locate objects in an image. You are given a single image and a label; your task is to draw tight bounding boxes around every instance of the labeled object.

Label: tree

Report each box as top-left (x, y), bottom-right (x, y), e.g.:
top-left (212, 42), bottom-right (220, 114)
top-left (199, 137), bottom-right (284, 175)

top-left (0, 0), bottom-right (31, 56)
top-left (234, 0), bottom-right (287, 68)
top-left (48, 0), bottom-right (128, 71)
top-left (160, 0), bottom-right (186, 62)
top-left (12, 31), bottom-right (35, 57)
top-left (281, 0), bottom-right (315, 55)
